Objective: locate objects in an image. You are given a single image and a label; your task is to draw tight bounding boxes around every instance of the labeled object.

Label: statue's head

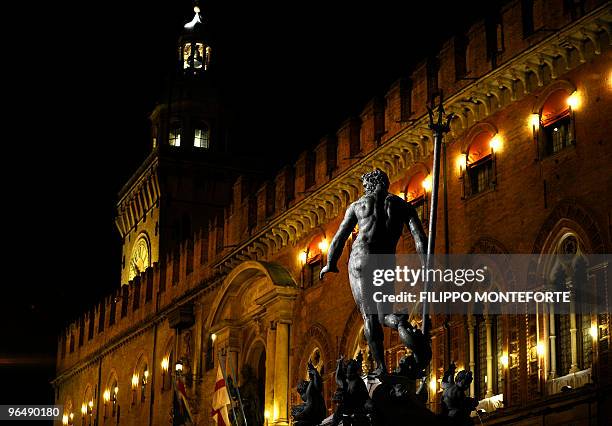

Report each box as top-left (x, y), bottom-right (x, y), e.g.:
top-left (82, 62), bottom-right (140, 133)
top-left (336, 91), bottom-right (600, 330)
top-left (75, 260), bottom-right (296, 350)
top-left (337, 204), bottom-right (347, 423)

top-left (361, 168), bottom-right (390, 195)
top-left (455, 370), bottom-right (473, 389)
top-left (297, 379), bottom-right (309, 399)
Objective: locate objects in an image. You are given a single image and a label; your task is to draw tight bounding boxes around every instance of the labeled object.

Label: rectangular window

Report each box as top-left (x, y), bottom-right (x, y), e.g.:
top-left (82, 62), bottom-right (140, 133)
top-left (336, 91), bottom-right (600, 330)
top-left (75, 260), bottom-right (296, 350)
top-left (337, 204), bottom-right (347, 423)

top-left (410, 195), bottom-right (427, 224)
top-left (543, 116), bottom-right (571, 156)
top-left (467, 155), bottom-right (494, 196)
top-left (194, 128), bottom-right (209, 148)
top-left (169, 128), bottom-right (181, 147)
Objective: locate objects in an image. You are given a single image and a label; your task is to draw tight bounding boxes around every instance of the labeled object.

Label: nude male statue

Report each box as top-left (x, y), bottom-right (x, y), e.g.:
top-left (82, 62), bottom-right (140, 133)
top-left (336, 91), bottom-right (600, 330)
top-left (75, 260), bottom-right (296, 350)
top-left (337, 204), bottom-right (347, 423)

top-left (320, 169), bottom-right (429, 376)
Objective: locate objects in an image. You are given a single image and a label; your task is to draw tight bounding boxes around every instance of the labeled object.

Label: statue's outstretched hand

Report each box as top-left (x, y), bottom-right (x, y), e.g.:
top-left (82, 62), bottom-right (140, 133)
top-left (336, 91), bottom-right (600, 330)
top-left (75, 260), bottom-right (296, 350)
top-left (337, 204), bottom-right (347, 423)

top-left (320, 264), bottom-right (339, 280)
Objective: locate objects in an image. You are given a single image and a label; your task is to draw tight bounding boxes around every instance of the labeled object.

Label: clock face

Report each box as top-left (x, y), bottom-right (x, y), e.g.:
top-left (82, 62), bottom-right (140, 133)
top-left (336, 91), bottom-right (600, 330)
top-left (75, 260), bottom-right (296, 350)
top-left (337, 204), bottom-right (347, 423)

top-left (129, 237), bottom-right (150, 281)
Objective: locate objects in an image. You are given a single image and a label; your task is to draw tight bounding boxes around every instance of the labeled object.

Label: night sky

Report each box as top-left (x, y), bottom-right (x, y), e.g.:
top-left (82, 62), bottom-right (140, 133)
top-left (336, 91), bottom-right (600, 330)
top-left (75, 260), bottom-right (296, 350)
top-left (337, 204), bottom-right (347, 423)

top-left (2, 0), bottom-right (494, 404)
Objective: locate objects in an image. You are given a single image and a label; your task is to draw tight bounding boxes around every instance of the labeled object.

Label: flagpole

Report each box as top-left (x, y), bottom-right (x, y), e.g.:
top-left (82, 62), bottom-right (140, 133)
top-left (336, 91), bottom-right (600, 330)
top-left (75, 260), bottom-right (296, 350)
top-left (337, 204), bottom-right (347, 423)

top-left (218, 350), bottom-right (240, 426)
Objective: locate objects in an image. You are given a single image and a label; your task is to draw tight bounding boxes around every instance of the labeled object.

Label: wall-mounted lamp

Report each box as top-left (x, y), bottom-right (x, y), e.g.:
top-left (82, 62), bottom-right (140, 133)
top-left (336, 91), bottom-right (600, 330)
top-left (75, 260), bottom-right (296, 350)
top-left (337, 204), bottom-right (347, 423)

top-left (567, 91), bottom-right (581, 110)
top-left (161, 357), bottom-right (169, 372)
top-left (131, 374), bottom-right (139, 389)
top-left (490, 135), bottom-right (503, 153)
top-left (590, 324), bottom-right (598, 340)
top-left (500, 353), bottom-right (509, 368)
top-left (529, 113), bottom-right (540, 129)
top-left (536, 341), bottom-right (545, 357)
top-left (298, 250), bottom-right (308, 266)
top-left (103, 389), bottom-right (110, 402)
top-left (429, 377), bottom-right (437, 392)
top-left (422, 175), bottom-right (432, 192)
top-left (318, 238), bottom-right (329, 254)
top-left (175, 359), bottom-right (184, 373)
top-left (456, 155), bottom-right (467, 175)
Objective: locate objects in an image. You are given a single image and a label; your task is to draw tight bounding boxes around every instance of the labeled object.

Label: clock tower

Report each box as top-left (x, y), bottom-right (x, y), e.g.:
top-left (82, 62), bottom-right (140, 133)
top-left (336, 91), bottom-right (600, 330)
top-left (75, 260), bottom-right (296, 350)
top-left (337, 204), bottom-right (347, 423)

top-left (115, 4), bottom-right (250, 284)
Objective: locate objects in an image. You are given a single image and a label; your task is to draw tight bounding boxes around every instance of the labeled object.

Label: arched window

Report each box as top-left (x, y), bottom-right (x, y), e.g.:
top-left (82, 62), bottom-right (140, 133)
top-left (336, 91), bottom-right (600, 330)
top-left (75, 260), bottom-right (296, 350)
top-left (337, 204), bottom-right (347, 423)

top-left (404, 172), bottom-right (429, 223)
top-left (102, 374), bottom-right (119, 420)
top-left (301, 235), bottom-right (329, 289)
top-left (81, 386), bottom-right (94, 426)
top-left (462, 131), bottom-right (497, 197)
top-left (62, 398), bottom-right (74, 425)
top-left (538, 89), bottom-right (575, 157)
top-left (194, 124), bottom-right (210, 148)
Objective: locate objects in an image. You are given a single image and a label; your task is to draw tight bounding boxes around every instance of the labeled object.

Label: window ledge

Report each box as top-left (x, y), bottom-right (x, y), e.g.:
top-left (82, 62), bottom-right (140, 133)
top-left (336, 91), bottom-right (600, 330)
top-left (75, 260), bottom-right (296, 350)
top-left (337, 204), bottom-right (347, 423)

top-left (462, 186), bottom-right (496, 202)
top-left (539, 143), bottom-right (576, 163)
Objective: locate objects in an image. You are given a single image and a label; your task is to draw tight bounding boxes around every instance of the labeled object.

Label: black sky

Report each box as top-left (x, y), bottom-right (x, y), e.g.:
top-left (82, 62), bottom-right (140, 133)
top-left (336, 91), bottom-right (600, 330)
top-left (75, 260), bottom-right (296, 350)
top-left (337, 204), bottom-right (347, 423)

top-left (2, 0), bottom-right (494, 403)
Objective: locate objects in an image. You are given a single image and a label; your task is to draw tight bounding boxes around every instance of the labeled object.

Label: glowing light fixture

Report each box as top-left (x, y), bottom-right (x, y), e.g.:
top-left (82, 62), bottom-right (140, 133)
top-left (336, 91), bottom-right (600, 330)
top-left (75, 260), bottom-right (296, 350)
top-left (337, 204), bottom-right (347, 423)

top-left (318, 238), bottom-right (329, 253)
top-left (590, 324), bottom-right (598, 339)
top-left (161, 357), bottom-right (169, 372)
top-left (175, 360), bottom-right (184, 372)
top-left (537, 341), bottom-right (545, 356)
top-left (69, 413), bottom-right (74, 421)
top-left (211, 333), bottom-right (217, 343)
top-left (456, 155), bottom-right (467, 174)
top-left (490, 135), bottom-right (503, 152)
top-left (131, 374), bottom-right (139, 388)
top-left (62, 414), bottom-right (69, 425)
top-left (81, 403), bottom-right (87, 416)
top-left (567, 91), bottom-right (581, 110)
top-left (114, 386), bottom-right (119, 396)
top-left (103, 389), bottom-right (111, 402)
top-left (422, 176), bottom-right (432, 192)
top-left (88, 400), bottom-right (93, 409)
top-left (529, 113), bottom-right (540, 128)
top-left (429, 378), bottom-right (437, 391)
top-left (500, 353), bottom-right (509, 368)
top-left (298, 250), bottom-right (308, 266)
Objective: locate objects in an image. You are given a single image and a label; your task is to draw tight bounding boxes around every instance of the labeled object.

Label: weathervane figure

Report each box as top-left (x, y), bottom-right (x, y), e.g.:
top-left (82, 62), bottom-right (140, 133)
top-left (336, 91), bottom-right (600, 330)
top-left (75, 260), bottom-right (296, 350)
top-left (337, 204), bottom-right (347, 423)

top-left (320, 168), bottom-right (429, 375)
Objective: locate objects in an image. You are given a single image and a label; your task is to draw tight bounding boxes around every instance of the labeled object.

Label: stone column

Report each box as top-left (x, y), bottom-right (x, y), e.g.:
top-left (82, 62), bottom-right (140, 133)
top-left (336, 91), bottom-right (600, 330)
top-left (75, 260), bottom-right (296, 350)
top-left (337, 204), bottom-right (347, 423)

top-left (265, 323), bottom-right (276, 422)
top-left (273, 321), bottom-right (290, 425)
top-left (549, 304), bottom-right (557, 379)
top-left (569, 304), bottom-right (579, 373)
top-left (542, 304), bottom-right (550, 387)
top-left (468, 315), bottom-right (476, 397)
top-left (485, 315), bottom-right (494, 398)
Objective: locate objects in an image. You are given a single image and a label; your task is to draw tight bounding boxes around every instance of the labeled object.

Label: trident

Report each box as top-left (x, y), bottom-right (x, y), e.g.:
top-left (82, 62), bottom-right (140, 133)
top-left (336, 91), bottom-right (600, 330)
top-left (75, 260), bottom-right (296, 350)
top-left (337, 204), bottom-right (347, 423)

top-left (421, 93), bottom-right (454, 333)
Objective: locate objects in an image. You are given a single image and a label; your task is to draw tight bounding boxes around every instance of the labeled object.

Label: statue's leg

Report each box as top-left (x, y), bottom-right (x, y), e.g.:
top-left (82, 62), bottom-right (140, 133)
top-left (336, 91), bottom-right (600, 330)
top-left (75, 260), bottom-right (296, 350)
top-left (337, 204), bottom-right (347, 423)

top-left (349, 258), bottom-right (386, 375)
top-left (363, 313), bottom-right (386, 375)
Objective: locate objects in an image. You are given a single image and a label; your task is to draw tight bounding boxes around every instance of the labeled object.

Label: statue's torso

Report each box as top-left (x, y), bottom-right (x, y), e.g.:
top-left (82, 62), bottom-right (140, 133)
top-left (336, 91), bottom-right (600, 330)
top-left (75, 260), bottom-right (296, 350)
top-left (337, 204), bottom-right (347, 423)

top-left (351, 192), bottom-right (406, 256)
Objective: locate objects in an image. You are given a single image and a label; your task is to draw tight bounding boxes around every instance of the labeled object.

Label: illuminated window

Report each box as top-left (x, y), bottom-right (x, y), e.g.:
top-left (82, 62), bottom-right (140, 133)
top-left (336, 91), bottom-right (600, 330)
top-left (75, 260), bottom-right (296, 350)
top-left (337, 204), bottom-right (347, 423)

top-left (194, 126), bottom-right (209, 148)
top-left (405, 172), bottom-right (428, 223)
top-left (539, 90), bottom-right (574, 157)
top-left (464, 131), bottom-right (495, 197)
top-left (169, 127), bottom-right (181, 147)
top-left (183, 43), bottom-right (210, 70)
